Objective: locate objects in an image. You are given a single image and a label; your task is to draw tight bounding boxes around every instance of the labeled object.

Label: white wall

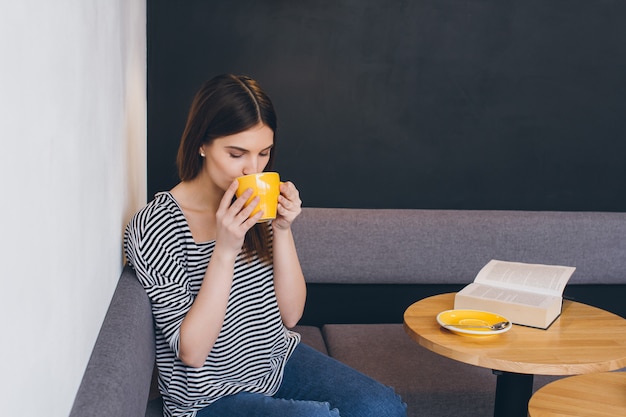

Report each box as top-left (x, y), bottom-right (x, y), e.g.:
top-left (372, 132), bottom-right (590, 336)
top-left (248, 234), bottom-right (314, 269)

top-left (0, 1), bottom-right (146, 415)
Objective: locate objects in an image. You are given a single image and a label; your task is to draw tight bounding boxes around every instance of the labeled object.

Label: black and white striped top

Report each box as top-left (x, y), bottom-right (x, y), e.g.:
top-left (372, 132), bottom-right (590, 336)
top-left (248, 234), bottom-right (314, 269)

top-left (124, 192), bottom-right (300, 417)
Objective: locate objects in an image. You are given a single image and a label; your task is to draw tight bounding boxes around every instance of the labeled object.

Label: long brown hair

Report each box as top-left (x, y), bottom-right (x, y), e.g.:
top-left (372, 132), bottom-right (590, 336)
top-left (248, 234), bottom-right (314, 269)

top-left (176, 74), bottom-right (277, 263)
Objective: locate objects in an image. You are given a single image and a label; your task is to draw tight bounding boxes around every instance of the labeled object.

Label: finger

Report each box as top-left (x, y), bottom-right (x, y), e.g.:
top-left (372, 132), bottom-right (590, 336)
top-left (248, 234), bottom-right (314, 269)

top-left (248, 208), bottom-right (264, 224)
top-left (231, 188), bottom-right (255, 213)
top-left (279, 191), bottom-right (301, 209)
top-left (278, 200), bottom-right (296, 215)
top-left (278, 195), bottom-right (290, 210)
top-left (238, 204), bottom-right (264, 229)
top-left (281, 181), bottom-right (300, 201)
top-left (280, 181), bottom-right (294, 194)
top-left (238, 203), bottom-right (263, 231)
top-left (219, 180), bottom-right (241, 213)
top-left (236, 196), bottom-right (260, 222)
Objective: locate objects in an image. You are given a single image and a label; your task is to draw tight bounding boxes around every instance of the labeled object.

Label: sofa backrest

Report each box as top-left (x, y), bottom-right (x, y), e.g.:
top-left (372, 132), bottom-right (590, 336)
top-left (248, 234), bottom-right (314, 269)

top-left (292, 208), bottom-right (626, 285)
top-left (70, 266), bottom-right (155, 417)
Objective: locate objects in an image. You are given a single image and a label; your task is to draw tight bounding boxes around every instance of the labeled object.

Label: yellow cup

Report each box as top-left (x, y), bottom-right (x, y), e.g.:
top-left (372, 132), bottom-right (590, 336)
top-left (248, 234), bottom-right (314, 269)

top-left (235, 172), bottom-right (280, 222)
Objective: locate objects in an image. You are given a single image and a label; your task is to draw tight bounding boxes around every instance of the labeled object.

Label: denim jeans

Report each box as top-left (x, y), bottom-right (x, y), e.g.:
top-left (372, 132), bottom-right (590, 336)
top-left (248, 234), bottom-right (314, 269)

top-left (197, 343), bottom-right (407, 417)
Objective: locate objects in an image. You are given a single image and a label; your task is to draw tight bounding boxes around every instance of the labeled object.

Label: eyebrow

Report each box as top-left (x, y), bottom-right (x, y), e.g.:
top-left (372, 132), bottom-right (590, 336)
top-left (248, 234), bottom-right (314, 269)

top-left (225, 144), bottom-right (274, 153)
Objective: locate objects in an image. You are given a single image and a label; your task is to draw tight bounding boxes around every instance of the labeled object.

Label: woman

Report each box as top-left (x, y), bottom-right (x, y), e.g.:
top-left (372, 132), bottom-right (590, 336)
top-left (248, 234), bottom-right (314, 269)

top-left (124, 74), bottom-right (406, 417)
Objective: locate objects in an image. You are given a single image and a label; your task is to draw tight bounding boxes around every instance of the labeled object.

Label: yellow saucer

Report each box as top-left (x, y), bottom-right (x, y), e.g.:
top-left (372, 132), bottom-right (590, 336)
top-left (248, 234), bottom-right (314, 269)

top-left (436, 309), bottom-right (512, 337)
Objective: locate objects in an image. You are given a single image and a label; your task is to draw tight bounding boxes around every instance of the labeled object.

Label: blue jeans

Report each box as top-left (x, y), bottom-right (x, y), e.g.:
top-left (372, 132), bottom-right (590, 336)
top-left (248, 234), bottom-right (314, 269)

top-left (197, 343), bottom-right (407, 417)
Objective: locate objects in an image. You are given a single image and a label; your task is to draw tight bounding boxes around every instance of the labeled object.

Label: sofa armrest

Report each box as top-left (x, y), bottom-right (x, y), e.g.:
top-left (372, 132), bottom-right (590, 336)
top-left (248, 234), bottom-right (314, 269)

top-left (70, 266), bottom-right (155, 417)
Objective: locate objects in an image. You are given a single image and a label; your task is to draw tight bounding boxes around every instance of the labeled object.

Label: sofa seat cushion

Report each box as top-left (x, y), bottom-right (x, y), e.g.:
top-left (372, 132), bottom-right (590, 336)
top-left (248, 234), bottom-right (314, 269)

top-left (294, 324), bottom-right (328, 354)
top-left (322, 323), bottom-right (497, 417)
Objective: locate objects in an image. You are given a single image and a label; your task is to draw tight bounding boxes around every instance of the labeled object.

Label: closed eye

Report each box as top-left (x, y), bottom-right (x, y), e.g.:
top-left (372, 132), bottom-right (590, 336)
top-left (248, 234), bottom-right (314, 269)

top-left (225, 144), bottom-right (273, 159)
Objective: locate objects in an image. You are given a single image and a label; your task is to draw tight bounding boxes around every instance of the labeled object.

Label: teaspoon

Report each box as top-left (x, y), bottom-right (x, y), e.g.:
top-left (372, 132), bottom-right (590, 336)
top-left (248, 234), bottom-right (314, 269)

top-left (444, 321), bottom-right (510, 331)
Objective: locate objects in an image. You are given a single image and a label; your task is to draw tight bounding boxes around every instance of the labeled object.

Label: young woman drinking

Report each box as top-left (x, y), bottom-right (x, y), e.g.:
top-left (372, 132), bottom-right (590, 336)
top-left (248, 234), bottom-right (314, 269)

top-left (124, 74), bottom-right (407, 417)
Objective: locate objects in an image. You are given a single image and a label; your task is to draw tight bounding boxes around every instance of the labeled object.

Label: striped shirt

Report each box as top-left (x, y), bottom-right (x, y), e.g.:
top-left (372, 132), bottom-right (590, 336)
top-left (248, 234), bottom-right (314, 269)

top-left (124, 192), bottom-right (300, 417)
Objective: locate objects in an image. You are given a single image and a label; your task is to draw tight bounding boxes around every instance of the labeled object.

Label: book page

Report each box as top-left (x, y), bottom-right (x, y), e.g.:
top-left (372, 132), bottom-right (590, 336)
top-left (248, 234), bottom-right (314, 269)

top-left (474, 259), bottom-right (575, 296)
top-left (459, 282), bottom-right (559, 308)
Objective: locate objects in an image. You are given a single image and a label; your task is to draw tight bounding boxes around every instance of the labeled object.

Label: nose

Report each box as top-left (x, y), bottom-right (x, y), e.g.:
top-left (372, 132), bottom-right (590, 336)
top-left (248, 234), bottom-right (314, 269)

top-left (242, 158), bottom-right (259, 176)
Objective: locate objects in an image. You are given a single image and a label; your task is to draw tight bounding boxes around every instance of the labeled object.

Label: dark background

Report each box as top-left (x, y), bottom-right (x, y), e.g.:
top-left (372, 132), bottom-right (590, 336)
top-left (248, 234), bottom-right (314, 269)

top-left (147, 0), bottom-right (626, 211)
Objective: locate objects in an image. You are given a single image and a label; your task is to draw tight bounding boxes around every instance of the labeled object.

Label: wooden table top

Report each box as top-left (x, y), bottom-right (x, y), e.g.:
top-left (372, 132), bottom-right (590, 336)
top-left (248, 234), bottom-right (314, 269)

top-left (403, 293), bottom-right (626, 375)
top-left (527, 372), bottom-right (626, 417)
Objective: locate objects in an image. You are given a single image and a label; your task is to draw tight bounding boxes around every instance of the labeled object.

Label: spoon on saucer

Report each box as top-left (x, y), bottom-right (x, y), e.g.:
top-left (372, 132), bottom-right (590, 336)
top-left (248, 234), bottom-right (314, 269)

top-left (444, 321), bottom-right (510, 331)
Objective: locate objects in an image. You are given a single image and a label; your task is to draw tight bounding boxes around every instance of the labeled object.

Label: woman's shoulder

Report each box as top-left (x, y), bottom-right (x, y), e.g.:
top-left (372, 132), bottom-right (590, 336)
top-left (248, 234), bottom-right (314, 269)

top-left (124, 193), bottom-right (192, 283)
top-left (126, 192), bottom-right (187, 241)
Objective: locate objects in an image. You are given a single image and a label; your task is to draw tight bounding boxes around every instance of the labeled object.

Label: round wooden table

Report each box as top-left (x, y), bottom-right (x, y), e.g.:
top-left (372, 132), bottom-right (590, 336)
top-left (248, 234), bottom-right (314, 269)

top-left (403, 293), bottom-right (626, 417)
top-left (528, 372), bottom-right (626, 417)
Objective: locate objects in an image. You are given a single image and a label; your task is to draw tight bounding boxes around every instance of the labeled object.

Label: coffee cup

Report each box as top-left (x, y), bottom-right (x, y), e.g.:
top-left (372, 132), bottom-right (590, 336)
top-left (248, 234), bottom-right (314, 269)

top-left (235, 172), bottom-right (280, 222)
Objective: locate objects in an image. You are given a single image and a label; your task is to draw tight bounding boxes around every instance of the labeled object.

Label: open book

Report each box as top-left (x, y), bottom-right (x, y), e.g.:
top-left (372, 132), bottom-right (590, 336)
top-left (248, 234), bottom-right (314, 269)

top-left (454, 260), bottom-right (576, 329)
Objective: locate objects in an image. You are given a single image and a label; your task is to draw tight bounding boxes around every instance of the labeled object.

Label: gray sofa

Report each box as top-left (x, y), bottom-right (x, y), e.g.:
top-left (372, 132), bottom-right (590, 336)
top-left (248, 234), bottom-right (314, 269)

top-left (71, 208), bottom-right (626, 417)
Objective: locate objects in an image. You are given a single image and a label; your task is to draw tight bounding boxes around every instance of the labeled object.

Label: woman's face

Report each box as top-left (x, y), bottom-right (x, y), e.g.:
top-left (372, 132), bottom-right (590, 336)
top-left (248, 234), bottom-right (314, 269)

top-left (201, 123), bottom-right (274, 191)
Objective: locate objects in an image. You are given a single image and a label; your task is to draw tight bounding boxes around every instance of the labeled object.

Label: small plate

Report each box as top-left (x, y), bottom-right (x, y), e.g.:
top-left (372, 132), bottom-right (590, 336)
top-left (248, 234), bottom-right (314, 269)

top-left (436, 309), bottom-right (512, 337)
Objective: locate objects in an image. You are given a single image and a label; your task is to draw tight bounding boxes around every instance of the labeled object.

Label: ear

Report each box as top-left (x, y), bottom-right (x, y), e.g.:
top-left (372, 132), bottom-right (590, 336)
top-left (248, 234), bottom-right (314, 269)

top-left (199, 147), bottom-right (206, 157)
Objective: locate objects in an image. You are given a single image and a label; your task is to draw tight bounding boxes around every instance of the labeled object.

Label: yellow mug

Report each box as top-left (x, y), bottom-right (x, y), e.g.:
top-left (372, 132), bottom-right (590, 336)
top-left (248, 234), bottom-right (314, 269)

top-left (235, 172), bottom-right (280, 222)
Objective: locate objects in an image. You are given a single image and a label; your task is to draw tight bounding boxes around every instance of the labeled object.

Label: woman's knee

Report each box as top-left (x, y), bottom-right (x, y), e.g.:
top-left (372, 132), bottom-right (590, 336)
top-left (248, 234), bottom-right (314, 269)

top-left (272, 398), bottom-right (341, 417)
top-left (199, 393), bottom-right (341, 417)
top-left (314, 401), bottom-right (341, 417)
top-left (351, 386), bottom-right (407, 417)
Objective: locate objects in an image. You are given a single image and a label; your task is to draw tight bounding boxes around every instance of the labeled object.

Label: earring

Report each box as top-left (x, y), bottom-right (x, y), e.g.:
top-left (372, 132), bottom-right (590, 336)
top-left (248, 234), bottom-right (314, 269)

top-left (200, 151), bottom-right (205, 157)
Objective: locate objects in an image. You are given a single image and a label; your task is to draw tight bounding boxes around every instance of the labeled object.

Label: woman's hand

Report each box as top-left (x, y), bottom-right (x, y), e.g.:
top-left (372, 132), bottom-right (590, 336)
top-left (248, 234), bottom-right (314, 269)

top-left (214, 180), bottom-right (263, 255)
top-left (273, 181), bottom-right (302, 230)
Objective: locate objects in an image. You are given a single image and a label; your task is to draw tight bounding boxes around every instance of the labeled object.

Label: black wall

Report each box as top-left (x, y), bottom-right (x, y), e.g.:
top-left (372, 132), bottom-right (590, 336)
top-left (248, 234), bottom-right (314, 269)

top-left (148, 1), bottom-right (626, 211)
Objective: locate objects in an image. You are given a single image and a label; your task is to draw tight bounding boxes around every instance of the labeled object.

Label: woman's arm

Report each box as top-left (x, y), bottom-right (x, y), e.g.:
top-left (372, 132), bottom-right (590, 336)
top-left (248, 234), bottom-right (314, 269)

top-left (178, 248), bottom-right (237, 368)
top-left (272, 181), bottom-right (307, 328)
top-left (179, 183), bottom-right (262, 368)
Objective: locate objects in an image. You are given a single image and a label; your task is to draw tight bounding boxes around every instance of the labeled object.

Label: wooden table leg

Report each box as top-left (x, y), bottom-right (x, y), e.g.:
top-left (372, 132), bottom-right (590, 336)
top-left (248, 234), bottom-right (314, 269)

top-left (492, 370), bottom-right (534, 417)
